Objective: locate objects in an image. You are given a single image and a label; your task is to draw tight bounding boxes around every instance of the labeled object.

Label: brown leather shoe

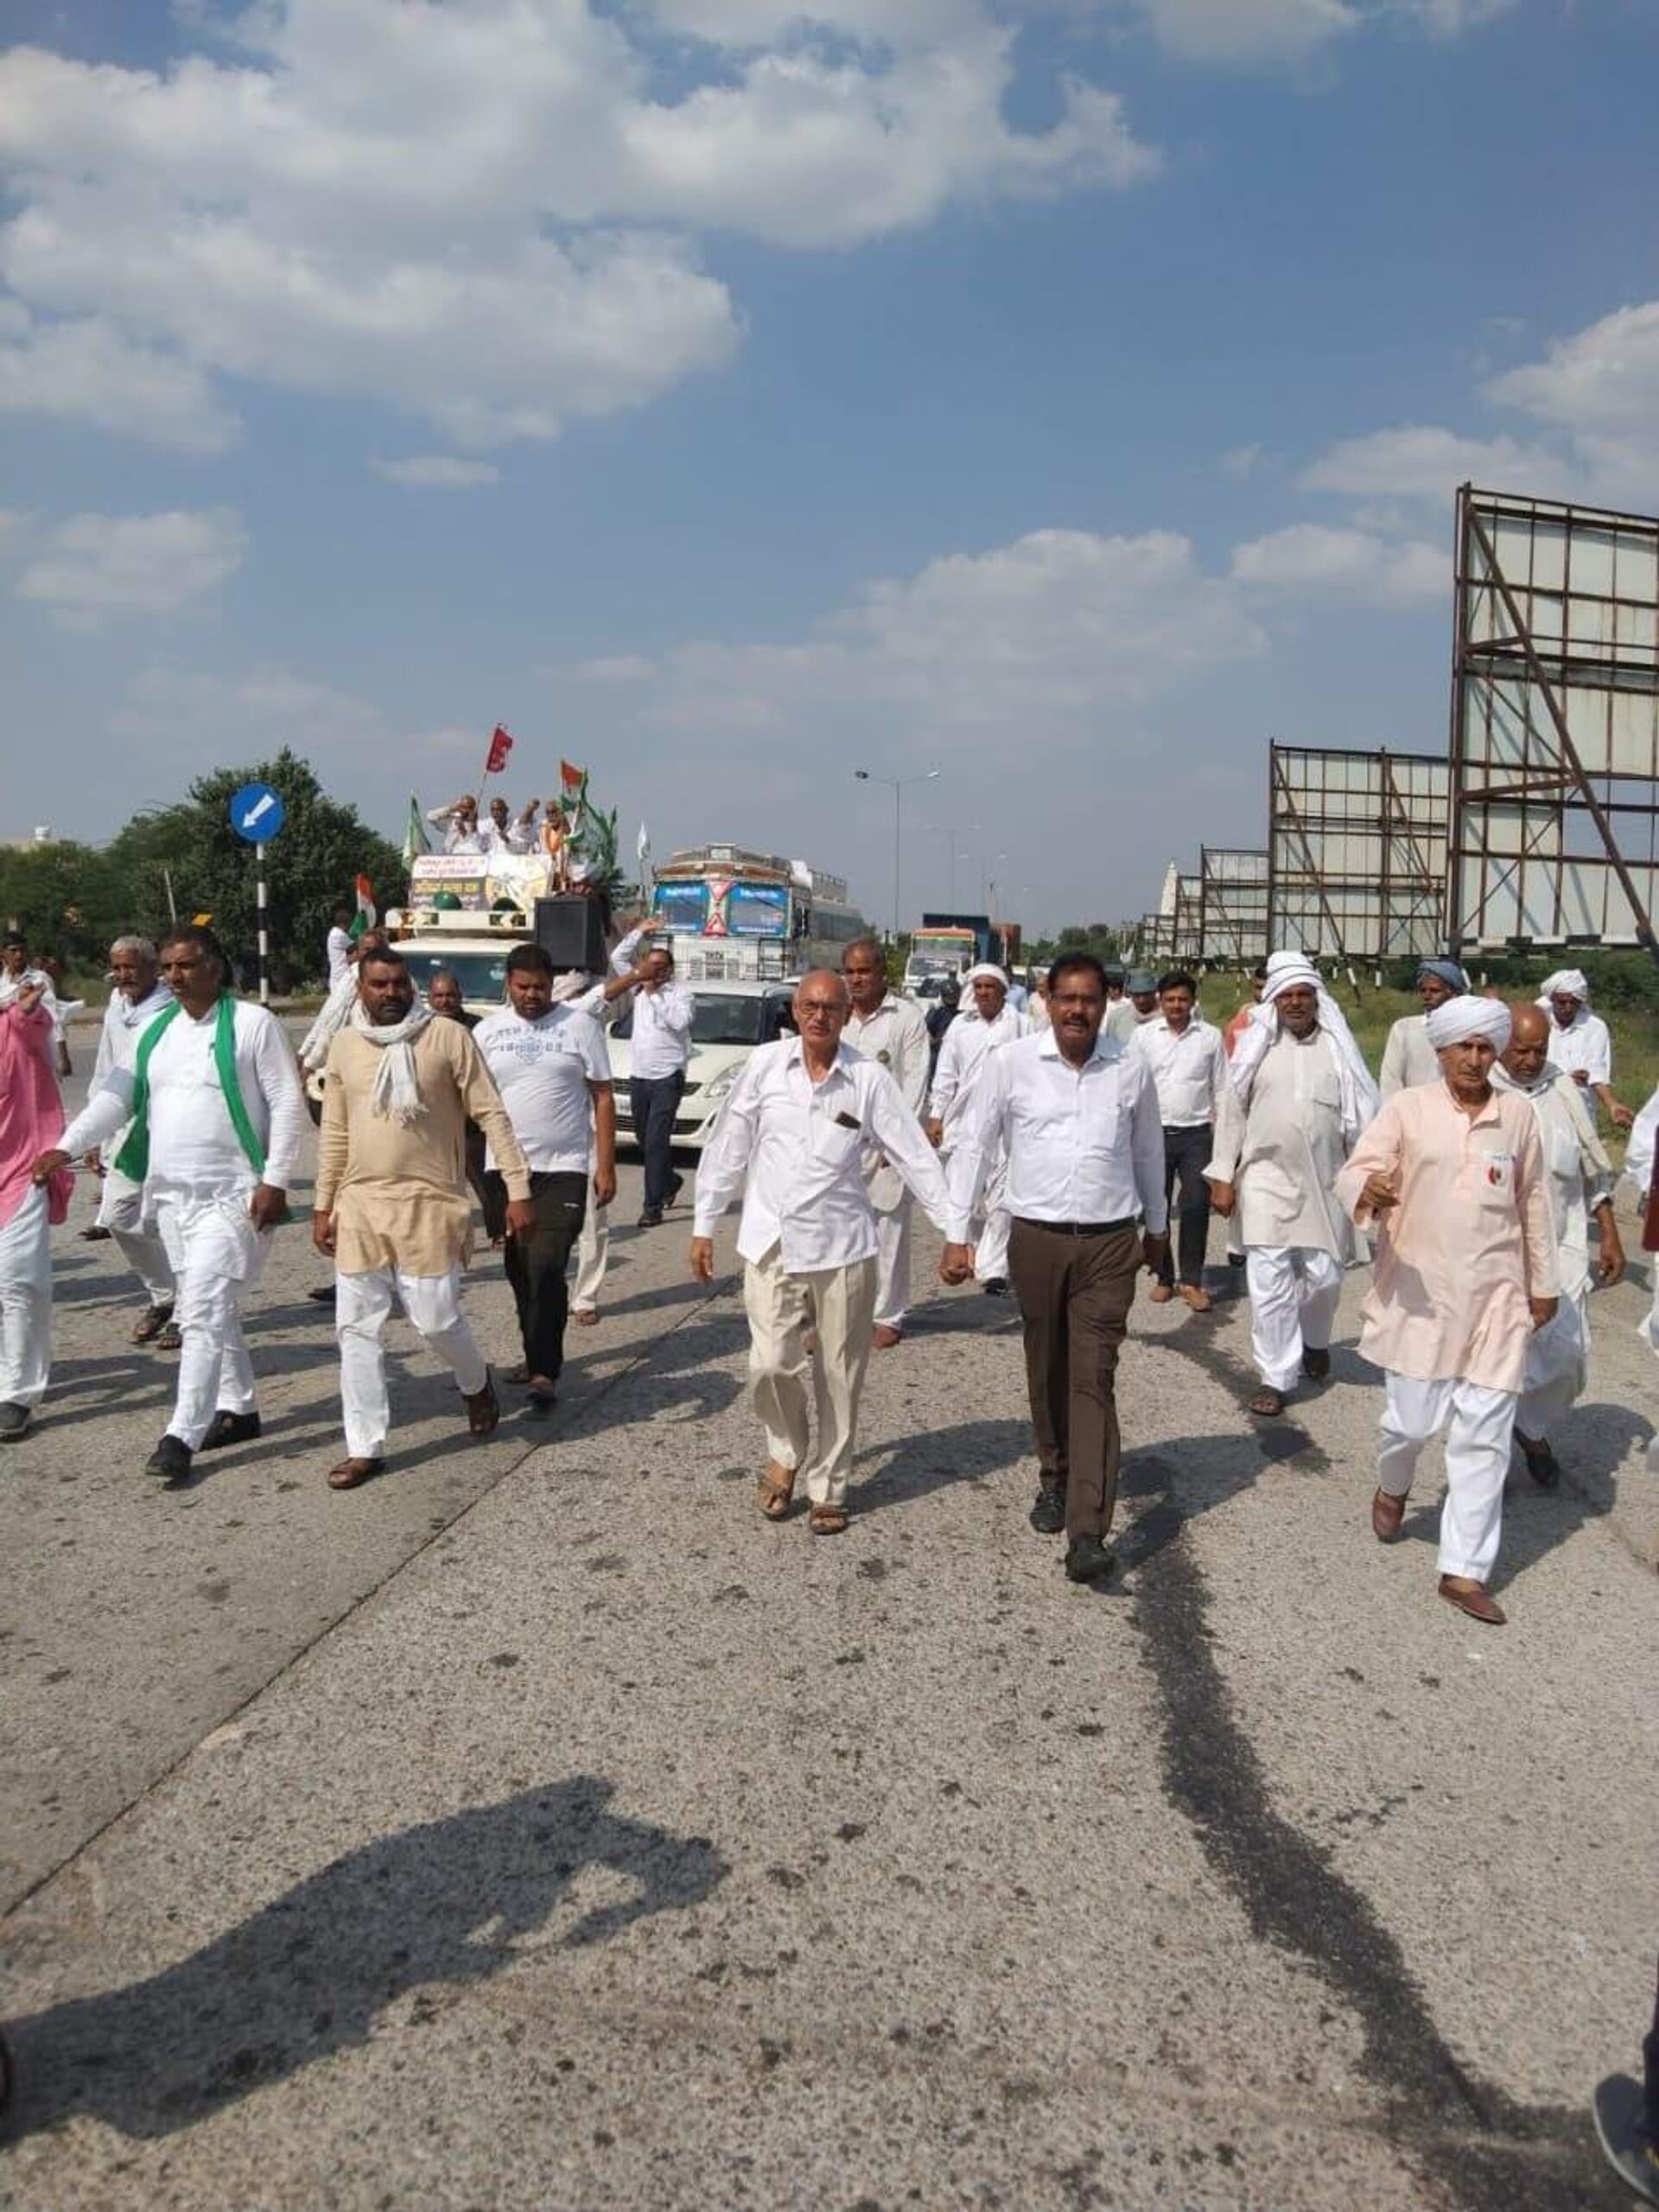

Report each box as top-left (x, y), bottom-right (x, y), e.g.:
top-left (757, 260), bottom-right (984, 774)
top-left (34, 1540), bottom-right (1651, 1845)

top-left (1177, 1284), bottom-right (1212, 1313)
top-left (1370, 1487), bottom-right (1406, 1541)
top-left (1148, 1282), bottom-right (1173, 1304)
top-left (1438, 1574), bottom-right (1506, 1625)
top-left (872, 1323), bottom-right (904, 1350)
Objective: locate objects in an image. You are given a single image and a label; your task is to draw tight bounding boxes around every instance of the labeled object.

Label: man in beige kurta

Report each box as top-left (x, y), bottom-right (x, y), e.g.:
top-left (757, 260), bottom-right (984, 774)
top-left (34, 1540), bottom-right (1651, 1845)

top-left (314, 948), bottom-right (532, 1488)
top-left (1335, 995), bottom-right (1558, 1625)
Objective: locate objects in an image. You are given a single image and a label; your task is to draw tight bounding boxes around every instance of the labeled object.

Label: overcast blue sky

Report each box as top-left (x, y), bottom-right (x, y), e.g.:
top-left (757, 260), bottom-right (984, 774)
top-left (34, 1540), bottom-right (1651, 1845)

top-left (2, 0), bottom-right (1655, 932)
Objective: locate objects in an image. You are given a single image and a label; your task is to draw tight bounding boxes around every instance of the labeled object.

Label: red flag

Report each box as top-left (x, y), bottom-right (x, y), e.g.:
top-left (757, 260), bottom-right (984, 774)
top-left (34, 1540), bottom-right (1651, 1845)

top-left (560, 758), bottom-right (584, 795)
top-left (486, 724), bottom-right (513, 776)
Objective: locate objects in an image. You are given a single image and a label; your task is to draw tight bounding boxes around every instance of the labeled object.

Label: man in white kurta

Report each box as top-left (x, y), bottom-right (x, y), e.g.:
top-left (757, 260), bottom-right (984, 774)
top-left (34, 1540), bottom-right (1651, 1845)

top-left (43, 926), bottom-right (307, 1480)
top-left (1205, 954), bottom-right (1378, 1415)
top-left (1379, 958), bottom-right (1466, 1099)
top-left (1626, 1086), bottom-right (1659, 1381)
top-left (842, 938), bottom-right (931, 1349)
top-left (85, 936), bottom-right (176, 1342)
top-left (926, 963), bottom-right (1030, 1291)
top-left (1497, 1002), bottom-right (1622, 1487)
top-left (692, 970), bottom-right (970, 1533)
top-left (1537, 969), bottom-right (1633, 1129)
top-left (1336, 995), bottom-right (1558, 1625)
top-left (550, 964), bottom-right (622, 1325)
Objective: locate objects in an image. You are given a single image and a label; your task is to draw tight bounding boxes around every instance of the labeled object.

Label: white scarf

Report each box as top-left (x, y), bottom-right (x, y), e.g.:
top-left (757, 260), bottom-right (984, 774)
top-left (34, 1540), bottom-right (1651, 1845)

top-left (1230, 952), bottom-right (1378, 1141)
top-left (350, 1001), bottom-right (434, 1127)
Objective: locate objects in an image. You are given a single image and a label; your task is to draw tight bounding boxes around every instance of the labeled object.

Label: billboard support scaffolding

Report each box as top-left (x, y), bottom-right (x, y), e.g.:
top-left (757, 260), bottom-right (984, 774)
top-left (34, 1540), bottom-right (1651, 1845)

top-left (1267, 744), bottom-right (1449, 965)
top-left (1449, 485), bottom-right (1659, 965)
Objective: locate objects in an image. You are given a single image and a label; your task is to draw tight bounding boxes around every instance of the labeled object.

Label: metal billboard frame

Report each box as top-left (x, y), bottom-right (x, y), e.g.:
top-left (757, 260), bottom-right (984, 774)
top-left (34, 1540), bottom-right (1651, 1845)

top-left (1267, 744), bottom-right (1449, 962)
top-left (1198, 848), bottom-right (1268, 965)
top-left (1448, 484), bottom-right (1659, 960)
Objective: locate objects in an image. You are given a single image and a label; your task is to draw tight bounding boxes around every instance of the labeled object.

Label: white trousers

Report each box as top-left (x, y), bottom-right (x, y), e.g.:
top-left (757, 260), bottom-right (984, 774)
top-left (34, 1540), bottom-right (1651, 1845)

top-left (1517, 1276), bottom-right (1587, 1439)
top-left (742, 1243), bottom-right (876, 1508)
top-left (0, 1185), bottom-right (52, 1408)
top-left (156, 1195), bottom-right (267, 1451)
top-left (1377, 1371), bottom-right (1516, 1584)
top-left (96, 1167), bottom-right (175, 1306)
top-left (336, 1264), bottom-right (487, 1459)
top-left (571, 1185), bottom-right (608, 1313)
top-left (872, 1198), bottom-right (912, 1331)
top-left (1246, 1245), bottom-right (1341, 1392)
top-left (970, 1159), bottom-right (1012, 1284)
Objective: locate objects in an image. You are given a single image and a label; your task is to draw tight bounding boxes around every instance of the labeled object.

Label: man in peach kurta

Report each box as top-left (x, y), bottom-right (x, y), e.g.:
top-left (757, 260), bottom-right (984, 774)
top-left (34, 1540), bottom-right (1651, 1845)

top-left (1335, 996), bottom-right (1558, 1626)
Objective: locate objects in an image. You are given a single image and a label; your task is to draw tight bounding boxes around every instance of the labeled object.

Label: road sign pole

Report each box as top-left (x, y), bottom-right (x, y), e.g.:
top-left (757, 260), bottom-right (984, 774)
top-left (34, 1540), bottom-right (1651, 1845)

top-left (256, 842), bottom-right (270, 1007)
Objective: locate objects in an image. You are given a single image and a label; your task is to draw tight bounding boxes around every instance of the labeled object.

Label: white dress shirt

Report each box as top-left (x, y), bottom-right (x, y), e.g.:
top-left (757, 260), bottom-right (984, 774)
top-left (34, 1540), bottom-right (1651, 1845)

top-left (695, 1037), bottom-right (968, 1269)
top-left (474, 1004), bottom-right (610, 1173)
top-left (1128, 1014), bottom-right (1227, 1128)
top-left (61, 998), bottom-right (307, 1198)
top-left (949, 1029), bottom-right (1168, 1233)
top-left (1545, 1007), bottom-right (1612, 1090)
top-left (626, 976), bottom-right (695, 1079)
top-left (927, 1004), bottom-right (1031, 1145)
top-left (326, 926), bottom-right (353, 988)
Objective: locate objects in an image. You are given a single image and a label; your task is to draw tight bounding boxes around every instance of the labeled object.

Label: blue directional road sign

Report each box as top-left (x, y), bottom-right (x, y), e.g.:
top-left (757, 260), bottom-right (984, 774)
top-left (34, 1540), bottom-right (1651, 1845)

top-left (230, 781), bottom-right (286, 844)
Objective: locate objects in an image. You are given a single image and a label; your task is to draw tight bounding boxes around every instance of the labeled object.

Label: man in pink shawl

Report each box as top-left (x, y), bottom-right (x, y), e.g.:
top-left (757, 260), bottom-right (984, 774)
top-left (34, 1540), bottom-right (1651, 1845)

top-left (0, 981), bottom-right (72, 1440)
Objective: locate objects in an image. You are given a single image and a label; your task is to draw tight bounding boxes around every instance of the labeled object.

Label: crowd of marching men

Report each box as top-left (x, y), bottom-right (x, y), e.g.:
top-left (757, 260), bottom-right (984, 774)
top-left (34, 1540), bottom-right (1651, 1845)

top-left (2, 918), bottom-right (1656, 1624)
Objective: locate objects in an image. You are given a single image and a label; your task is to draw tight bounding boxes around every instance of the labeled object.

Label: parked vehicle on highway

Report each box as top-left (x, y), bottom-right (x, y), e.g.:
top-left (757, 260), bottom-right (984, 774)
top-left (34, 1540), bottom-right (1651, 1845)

top-left (607, 979), bottom-right (796, 1151)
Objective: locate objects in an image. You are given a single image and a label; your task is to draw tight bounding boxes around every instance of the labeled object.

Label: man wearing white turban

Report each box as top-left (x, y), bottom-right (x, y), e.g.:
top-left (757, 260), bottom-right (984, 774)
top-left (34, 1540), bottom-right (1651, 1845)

top-left (926, 963), bottom-right (1030, 1294)
top-left (1205, 954), bottom-right (1379, 1418)
top-left (1536, 969), bottom-right (1633, 1130)
top-left (1336, 995), bottom-right (1559, 1625)
top-left (1496, 1002), bottom-right (1623, 1486)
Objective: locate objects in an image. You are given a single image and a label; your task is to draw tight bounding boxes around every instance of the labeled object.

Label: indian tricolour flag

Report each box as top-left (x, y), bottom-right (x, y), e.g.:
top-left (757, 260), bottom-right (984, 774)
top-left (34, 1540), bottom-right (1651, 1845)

top-left (348, 874), bottom-right (377, 941)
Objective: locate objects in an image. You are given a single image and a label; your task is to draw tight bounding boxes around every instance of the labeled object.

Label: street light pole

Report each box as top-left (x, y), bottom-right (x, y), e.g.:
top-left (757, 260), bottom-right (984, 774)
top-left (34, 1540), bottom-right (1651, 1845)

top-left (853, 766), bottom-right (940, 944)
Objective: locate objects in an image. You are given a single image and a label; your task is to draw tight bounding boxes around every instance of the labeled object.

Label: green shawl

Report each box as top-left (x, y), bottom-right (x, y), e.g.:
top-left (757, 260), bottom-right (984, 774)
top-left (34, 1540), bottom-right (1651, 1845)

top-left (114, 995), bottom-right (266, 1184)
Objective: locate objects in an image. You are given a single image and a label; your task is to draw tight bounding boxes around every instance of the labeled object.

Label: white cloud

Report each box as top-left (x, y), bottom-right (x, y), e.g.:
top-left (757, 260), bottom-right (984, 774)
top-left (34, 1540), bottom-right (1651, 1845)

top-left (1300, 423), bottom-right (1575, 504)
top-left (1487, 301), bottom-right (1659, 500)
top-left (1230, 523), bottom-right (1446, 601)
top-left (0, 3), bottom-right (1155, 449)
top-left (1131, 0), bottom-right (1361, 65)
top-left (1401, 0), bottom-right (1516, 33)
top-left (371, 454), bottom-right (501, 488)
top-left (1222, 442), bottom-right (1269, 480)
top-left (571, 654), bottom-right (660, 683)
top-left (16, 508), bottom-right (246, 625)
top-left (0, 302), bottom-right (237, 454)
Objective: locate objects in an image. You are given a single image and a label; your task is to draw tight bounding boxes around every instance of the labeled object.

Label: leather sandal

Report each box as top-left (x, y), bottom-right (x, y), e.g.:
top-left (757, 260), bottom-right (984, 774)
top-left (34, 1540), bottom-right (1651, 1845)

top-left (758, 1462), bottom-right (795, 1521)
top-left (809, 1503), bottom-right (849, 1535)
top-left (1370, 1487), bottom-right (1406, 1541)
top-left (1439, 1574), bottom-right (1506, 1625)
top-left (328, 1456), bottom-right (385, 1491)
top-left (132, 1302), bottom-right (175, 1345)
top-left (1248, 1385), bottom-right (1287, 1419)
top-left (466, 1373), bottom-right (500, 1437)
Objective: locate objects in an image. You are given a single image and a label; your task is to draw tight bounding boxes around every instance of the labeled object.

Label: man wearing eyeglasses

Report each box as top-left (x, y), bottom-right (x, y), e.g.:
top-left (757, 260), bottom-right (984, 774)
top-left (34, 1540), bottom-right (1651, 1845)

top-left (691, 969), bottom-right (972, 1536)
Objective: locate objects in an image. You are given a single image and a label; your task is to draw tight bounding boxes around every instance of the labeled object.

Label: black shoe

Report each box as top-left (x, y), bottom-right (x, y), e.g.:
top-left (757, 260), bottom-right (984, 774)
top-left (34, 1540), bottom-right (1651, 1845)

top-left (1516, 1432), bottom-right (1560, 1490)
top-left (307, 1284), bottom-right (337, 1306)
top-left (667, 1171), bottom-right (685, 1207)
top-left (0, 1402), bottom-right (32, 1443)
top-left (1302, 1345), bottom-right (1331, 1382)
top-left (200, 1410), bottom-right (262, 1452)
top-left (981, 1276), bottom-right (1009, 1297)
top-left (637, 1207), bottom-right (664, 1229)
top-left (79, 1224), bottom-right (113, 1243)
top-left (1028, 1486), bottom-right (1065, 1535)
top-left (1064, 1534), bottom-right (1116, 1584)
top-left (144, 1433), bottom-right (193, 1482)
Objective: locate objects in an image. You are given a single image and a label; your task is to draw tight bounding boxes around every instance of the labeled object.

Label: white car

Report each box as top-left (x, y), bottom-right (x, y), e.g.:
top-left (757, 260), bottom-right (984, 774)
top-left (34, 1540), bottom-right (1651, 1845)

top-left (607, 979), bottom-right (796, 1151)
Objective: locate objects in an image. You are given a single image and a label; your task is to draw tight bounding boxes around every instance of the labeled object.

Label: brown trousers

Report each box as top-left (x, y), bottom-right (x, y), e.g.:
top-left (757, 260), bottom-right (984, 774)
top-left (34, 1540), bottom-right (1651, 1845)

top-left (1007, 1218), bottom-right (1141, 1541)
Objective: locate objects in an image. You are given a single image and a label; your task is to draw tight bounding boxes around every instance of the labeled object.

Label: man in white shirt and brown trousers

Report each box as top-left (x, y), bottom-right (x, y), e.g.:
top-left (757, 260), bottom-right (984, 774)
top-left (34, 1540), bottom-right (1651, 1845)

top-left (691, 969), bottom-right (971, 1535)
top-left (842, 936), bottom-right (931, 1349)
top-left (948, 952), bottom-right (1167, 1585)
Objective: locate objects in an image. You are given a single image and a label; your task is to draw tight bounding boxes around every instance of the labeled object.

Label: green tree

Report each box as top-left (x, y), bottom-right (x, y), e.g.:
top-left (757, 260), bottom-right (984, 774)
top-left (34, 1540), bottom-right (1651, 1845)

top-left (0, 840), bottom-right (130, 973)
top-left (99, 751), bottom-right (402, 988)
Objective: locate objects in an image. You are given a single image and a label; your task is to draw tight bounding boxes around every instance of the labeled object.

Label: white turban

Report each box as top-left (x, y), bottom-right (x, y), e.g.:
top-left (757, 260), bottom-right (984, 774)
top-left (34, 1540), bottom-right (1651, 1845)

top-left (1426, 996), bottom-right (1512, 1053)
top-left (963, 963), bottom-right (1008, 989)
top-left (1230, 949), bottom-right (1379, 1139)
top-left (1537, 968), bottom-right (1588, 1006)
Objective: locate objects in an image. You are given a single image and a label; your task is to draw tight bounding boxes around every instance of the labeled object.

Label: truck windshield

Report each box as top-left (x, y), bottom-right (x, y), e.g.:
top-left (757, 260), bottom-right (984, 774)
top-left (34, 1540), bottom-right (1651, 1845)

top-left (404, 950), bottom-right (508, 1006)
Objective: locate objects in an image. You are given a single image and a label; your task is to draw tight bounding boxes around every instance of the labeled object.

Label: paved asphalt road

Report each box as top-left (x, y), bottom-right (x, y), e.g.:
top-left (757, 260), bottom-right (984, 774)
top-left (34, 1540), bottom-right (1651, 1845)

top-left (3, 1040), bottom-right (1657, 2209)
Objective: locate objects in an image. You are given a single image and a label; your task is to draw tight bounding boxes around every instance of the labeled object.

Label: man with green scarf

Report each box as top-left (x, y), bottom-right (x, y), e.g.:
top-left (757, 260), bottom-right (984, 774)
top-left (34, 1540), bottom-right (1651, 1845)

top-left (37, 925), bottom-right (306, 1481)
